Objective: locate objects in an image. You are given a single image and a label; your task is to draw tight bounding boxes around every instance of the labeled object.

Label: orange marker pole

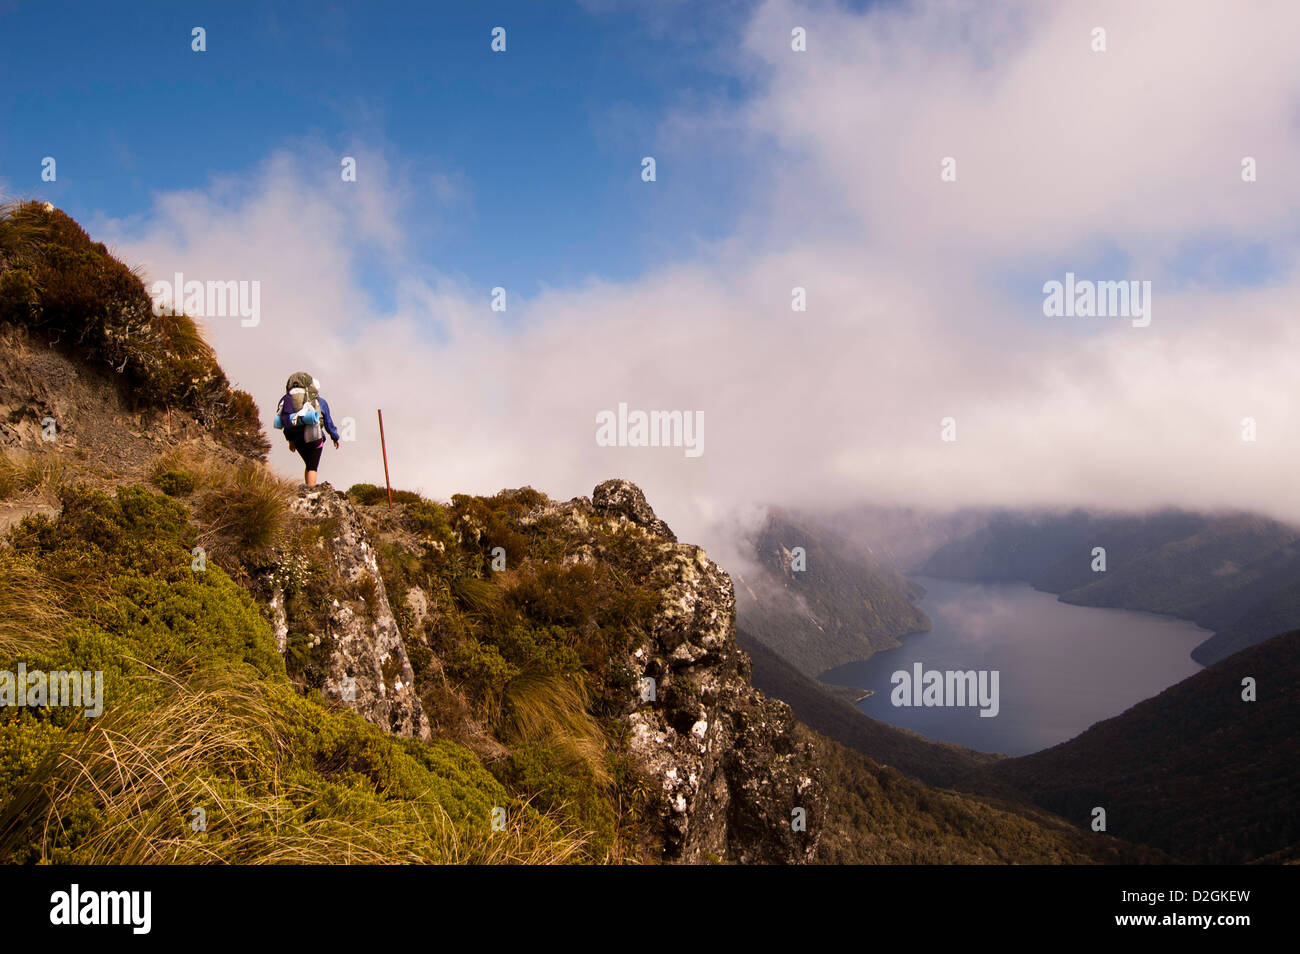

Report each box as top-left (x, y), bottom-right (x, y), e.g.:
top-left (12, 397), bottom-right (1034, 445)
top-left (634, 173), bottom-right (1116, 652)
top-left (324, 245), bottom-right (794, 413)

top-left (377, 409), bottom-right (394, 509)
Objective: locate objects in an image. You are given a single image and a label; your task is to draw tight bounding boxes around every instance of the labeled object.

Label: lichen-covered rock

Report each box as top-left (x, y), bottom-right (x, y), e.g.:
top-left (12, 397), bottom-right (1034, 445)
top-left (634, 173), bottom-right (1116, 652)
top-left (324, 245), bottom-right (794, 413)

top-left (592, 478), bottom-right (677, 542)
top-left (287, 483), bottom-right (430, 740)
top-left (541, 479), bottom-right (826, 863)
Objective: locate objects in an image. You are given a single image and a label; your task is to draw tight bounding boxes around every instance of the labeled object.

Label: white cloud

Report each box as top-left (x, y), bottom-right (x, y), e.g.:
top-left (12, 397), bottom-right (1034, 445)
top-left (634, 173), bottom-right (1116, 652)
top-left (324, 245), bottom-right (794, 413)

top-left (100, 0), bottom-right (1300, 564)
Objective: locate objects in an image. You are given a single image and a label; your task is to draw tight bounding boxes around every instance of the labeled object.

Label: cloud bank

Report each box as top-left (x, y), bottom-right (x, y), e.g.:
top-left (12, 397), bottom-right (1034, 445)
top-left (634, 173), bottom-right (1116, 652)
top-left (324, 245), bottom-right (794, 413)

top-left (99, 0), bottom-right (1300, 569)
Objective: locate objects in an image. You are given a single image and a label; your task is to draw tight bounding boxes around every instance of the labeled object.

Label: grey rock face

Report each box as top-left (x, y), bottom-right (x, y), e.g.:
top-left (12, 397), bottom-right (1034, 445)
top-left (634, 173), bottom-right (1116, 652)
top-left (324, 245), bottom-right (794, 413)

top-left (286, 484), bottom-right (430, 740)
top-left (592, 478), bottom-right (678, 542)
top-left (547, 481), bottom-right (825, 863)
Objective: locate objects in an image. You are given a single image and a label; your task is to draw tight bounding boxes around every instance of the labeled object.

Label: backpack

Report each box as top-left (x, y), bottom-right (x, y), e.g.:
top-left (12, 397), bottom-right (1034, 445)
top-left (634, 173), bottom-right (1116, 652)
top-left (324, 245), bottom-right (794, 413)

top-left (279, 371), bottom-right (324, 444)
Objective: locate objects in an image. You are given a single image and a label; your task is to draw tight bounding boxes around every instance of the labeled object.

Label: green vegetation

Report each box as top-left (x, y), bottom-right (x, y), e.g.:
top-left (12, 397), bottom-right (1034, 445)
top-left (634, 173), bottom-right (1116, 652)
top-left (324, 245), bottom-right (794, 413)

top-left (359, 488), bottom-right (662, 859)
top-left (346, 483), bottom-right (424, 507)
top-left (0, 450), bottom-right (70, 503)
top-left (811, 731), bottom-right (1158, 864)
top-left (195, 461), bottom-right (292, 575)
top-left (0, 201), bottom-right (266, 458)
top-left (151, 466), bottom-right (197, 497)
top-left (0, 483), bottom-right (581, 863)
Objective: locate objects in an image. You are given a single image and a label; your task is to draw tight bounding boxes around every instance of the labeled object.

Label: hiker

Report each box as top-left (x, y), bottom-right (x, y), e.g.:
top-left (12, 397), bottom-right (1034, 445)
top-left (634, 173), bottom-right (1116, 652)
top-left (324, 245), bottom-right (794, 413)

top-left (273, 372), bottom-right (340, 487)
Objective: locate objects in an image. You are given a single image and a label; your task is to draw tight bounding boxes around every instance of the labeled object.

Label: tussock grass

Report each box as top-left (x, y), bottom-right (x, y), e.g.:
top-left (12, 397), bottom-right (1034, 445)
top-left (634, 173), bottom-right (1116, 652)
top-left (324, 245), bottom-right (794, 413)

top-left (0, 451), bottom-right (69, 503)
top-left (0, 199), bottom-right (51, 264)
top-left (0, 665), bottom-right (585, 864)
top-left (452, 575), bottom-right (504, 617)
top-left (19, 454), bottom-right (70, 501)
top-left (0, 552), bottom-right (66, 659)
top-left (153, 310), bottom-right (217, 368)
top-left (500, 671), bottom-right (611, 790)
top-left (150, 444), bottom-right (293, 569)
top-left (0, 454), bottom-right (14, 500)
top-left (149, 443), bottom-right (224, 489)
top-left (196, 461), bottom-right (293, 570)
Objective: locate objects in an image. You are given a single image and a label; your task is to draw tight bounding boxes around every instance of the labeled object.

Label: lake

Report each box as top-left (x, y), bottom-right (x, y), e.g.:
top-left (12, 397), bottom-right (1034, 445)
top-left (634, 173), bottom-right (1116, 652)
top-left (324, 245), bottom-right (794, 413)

top-left (819, 576), bottom-right (1209, 756)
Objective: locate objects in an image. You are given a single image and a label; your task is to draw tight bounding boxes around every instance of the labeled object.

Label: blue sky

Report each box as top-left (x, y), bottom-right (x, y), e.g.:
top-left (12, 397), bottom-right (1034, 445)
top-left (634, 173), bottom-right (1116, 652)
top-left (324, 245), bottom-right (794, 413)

top-left (3, 0), bottom-right (1299, 533)
top-left (0, 0), bottom-right (758, 299)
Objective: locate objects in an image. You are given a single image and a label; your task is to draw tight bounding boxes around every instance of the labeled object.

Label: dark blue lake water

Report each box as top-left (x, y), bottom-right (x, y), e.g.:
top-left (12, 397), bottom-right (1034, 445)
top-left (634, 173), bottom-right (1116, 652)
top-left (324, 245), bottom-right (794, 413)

top-left (820, 576), bottom-right (1208, 756)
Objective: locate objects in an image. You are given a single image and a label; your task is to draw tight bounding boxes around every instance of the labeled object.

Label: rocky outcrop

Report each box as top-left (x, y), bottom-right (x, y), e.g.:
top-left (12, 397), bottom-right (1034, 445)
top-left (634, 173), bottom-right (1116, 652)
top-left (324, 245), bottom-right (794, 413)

top-left (592, 479), bottom-right (677, 542)
top-left (285, 476), bottom-right (823, 861)
top-left (581, 479), bottom-right (824, 862)
top-left (284, 484), bottom-right (430, 740)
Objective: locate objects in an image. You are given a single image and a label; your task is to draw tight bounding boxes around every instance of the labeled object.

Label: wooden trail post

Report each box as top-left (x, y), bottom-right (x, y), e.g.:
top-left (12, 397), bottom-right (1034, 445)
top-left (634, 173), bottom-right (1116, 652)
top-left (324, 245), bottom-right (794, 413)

top-left (377, 409), bottom-right (393, 509)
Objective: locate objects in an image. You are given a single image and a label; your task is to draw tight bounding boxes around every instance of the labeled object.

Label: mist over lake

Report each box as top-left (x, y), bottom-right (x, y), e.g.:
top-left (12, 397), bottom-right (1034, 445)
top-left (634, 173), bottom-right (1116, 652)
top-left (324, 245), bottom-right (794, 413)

top-left (821, 576), bottom-right (1209, 756)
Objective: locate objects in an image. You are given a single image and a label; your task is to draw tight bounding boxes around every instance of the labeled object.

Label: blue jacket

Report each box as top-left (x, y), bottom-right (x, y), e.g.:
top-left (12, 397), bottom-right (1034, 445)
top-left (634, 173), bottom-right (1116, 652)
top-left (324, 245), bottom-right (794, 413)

top-left (276, 394), bottom-right (340, 444)
top-left (317, 397), bottom-right (340, 442)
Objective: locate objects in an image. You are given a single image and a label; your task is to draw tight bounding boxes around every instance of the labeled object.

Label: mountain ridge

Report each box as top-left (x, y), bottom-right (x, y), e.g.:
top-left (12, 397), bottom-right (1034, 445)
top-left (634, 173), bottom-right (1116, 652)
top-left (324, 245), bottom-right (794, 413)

top-left (957, 627), bottom-right (1300, 864)
top-left (0, 201), bottom-right (1159, 864)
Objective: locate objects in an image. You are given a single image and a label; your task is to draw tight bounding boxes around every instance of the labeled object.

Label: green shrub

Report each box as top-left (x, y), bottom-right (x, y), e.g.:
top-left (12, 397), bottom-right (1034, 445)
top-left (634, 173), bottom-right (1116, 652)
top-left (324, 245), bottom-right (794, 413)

top-left (406, 498), bottom-right (452, 537)
top-left (346, 483), bottom-right (423, 507)
top-left (495, 741), bottom-right (617, 861)
top-left (447, 636), bottom-right (520, 702)
top-left (152, 468), bottom-right (197, 497)
top-left (9, 484), bottom-right (198, 587)
top-left (0, 268), bottom-right (39, 325)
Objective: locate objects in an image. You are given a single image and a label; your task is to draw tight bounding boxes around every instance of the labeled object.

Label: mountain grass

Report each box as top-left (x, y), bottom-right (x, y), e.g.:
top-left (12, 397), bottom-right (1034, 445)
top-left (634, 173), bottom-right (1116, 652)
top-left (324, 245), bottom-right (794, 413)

top-left (196, 461), bottom-right (293, 573)
top-left (0, 481), bottom-right (583, 864)
top-left (0, 454), bottom-right (14, 500)
top-left (0, 665), bottom-right (584, 865)
top-left (500, 671), bottom-right (610, 789)
top-left (0, 450), bottom-right (70, 503)
top-left (0, 551), bottom-right (66, 660)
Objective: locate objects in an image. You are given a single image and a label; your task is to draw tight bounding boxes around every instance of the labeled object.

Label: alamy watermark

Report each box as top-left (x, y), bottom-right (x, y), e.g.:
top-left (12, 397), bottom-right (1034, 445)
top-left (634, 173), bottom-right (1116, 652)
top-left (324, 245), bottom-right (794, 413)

top-left (1042, 272), bottom-right (1151, 328)
top-left (150, 271), bottom-right (260, 327)
top-left (50, 884), bottom-right (150, 934)
top-left (595, 402), bottom-right (704, 458)
top-left (0, 664), bottom-right (104, 718)
top-left (891, 663), bottom-right (999, 718)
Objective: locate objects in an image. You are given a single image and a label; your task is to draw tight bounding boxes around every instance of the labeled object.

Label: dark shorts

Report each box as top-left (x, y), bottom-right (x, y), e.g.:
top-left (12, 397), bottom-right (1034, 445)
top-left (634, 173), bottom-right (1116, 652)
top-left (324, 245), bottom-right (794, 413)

top-left (295, 439), bottom-right (324, 472)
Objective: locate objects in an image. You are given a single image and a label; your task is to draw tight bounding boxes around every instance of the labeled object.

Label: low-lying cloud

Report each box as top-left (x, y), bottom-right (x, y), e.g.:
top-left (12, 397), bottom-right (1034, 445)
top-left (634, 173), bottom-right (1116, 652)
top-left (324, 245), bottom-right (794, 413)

top-left (99, 0), bottom-right (1300, 568)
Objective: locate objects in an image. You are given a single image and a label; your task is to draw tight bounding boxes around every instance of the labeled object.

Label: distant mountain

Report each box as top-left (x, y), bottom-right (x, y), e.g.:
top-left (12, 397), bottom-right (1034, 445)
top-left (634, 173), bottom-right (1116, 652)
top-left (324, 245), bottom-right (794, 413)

top-left (733, 509), bottom-right (930, 678)
top-left (810, 728), bottom-right (1163, 865)
top-left (921, 509), bottom-right (1300, 664)
top-left (799, 503), bottom-right (991, 573)
top-left (959, 629), bottom-right (1300, 863)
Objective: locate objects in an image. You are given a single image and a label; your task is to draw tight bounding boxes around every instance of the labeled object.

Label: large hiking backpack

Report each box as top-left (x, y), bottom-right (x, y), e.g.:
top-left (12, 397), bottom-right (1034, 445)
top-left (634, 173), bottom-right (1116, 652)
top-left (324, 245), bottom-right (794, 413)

top-left (278, 371), bottom-right (324, 444)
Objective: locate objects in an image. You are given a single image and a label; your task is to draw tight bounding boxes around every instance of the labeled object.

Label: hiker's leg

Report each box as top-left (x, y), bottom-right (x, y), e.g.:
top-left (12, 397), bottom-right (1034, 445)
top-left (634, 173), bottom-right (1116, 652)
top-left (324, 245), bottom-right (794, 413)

top-left (299, 441), bottom-right (324, 487)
